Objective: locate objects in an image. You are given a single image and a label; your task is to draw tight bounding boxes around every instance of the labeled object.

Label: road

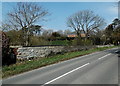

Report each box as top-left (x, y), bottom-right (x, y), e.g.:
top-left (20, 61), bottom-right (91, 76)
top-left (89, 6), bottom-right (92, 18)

top-left (2, 48), bottom-right (119, 85)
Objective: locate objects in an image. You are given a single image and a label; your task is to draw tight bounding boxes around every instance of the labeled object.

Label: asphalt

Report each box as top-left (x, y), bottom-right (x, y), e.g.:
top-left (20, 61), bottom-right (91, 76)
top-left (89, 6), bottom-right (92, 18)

top-left (2, 47), bottom-right (119, 85)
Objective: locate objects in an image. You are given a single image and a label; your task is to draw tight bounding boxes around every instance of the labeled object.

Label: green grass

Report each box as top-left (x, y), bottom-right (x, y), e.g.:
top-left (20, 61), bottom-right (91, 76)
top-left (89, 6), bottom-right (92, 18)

top-left (49, 40), bottom-right (70, 45)
top-left (2, 46), bottom-right (117, 78)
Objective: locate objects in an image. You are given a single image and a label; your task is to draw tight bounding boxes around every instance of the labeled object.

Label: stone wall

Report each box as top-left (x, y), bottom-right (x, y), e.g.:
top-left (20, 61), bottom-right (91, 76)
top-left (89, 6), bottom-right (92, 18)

top-left (15, 45), bottom-right (96, 60)
top-left (17, 46), bottom-right (64, 60)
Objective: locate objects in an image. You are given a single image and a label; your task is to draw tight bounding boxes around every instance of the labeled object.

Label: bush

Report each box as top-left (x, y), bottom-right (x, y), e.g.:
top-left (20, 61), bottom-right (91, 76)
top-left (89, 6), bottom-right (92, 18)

top-left (49, 40), bottom-right (71, 46)
top-left (72, 38), bottom-right (93, 46)
top-left (30, 36), bottom-right (49, 46)
top-left (2, 31), bottom-right (16, 66)
top-left (82, 39), bottom-right (93, 46)
top-left (6, 30), bottom-right (24, 45)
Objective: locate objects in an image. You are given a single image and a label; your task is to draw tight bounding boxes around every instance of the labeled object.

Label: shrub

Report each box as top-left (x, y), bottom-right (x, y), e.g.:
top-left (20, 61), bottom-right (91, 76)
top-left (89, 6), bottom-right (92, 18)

top-left (30, 36), bottom-right (49, 46)
top-left (49, 40), bottom-right (71, 46)
top-left (2, 31), bottom-right (16, 66)
top-left (72, 38), bottom-right (93, 46)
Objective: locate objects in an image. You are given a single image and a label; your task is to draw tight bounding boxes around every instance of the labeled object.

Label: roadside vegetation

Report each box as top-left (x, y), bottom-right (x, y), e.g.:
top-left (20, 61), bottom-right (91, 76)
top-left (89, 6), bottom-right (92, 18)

top-left (2, 46), bottom-right (116, 78)
top-left (2, 3), bottom-right (120, 46)
top-left (1, 2), bottom-right (120, 79)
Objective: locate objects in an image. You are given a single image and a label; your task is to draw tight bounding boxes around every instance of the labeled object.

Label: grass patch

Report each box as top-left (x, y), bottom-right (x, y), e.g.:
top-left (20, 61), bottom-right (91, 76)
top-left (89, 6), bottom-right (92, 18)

top-left (49, 40), bottom-right (70, 45)
top-left (2, 46), bottom-right (117, 78)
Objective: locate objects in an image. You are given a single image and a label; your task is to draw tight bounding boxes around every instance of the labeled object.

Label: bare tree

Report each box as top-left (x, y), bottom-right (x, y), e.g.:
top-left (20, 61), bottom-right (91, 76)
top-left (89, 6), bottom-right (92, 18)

top-left (1, 23), bottom-right (11, 32)
top-left (67, 10), bottom-right (106, 39)
top-left (64, 29), bottom-right (72, 36)
top-left (42, 29), bottom-right (53, 37)
top-left (7, 2), bottom-right (48, 46)
top-left (57, 30), bottom-right (64, 36)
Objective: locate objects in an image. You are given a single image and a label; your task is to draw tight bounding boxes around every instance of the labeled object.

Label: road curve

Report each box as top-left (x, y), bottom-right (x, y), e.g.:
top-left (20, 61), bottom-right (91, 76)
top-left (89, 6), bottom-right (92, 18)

top-left (2, 48), bottom-right (119, 85)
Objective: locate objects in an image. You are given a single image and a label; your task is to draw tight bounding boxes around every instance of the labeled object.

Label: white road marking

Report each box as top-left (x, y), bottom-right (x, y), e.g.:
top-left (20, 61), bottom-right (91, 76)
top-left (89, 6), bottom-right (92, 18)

top-left (98, 53), bottom-right (111, 60)
top-left (2, 51), bottom-right (100, 81)
top-left (42, 53), bottom-right (112, 85)
top-left (42, 63), bottom-right (90, 85)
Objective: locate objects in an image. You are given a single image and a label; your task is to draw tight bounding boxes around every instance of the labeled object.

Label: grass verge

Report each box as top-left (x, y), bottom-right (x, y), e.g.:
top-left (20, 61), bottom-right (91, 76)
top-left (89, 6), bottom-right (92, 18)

top-left (2, 46), bottom-right (117, 78)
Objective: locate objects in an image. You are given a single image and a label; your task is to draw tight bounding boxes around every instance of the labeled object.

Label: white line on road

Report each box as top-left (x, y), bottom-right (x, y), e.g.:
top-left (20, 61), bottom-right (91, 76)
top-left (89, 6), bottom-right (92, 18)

top-left (42, 63), bottom-right (90, 85)
top-left (98, 53), bottom-right (111, 60)
top-left (42, 53), bottom-right (112, 85)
